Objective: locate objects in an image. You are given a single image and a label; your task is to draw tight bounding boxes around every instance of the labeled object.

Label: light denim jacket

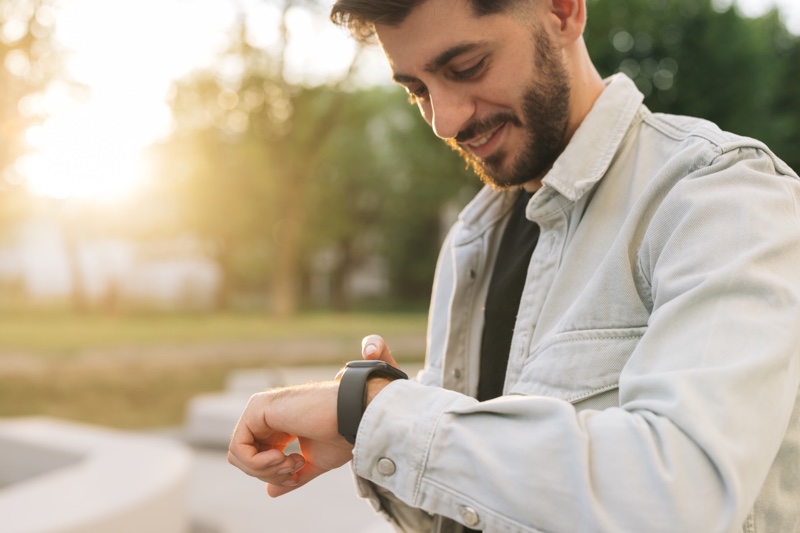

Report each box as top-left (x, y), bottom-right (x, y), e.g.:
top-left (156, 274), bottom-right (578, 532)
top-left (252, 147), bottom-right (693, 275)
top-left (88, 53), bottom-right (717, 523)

top-left (352, 74), bottom-right (800, 533)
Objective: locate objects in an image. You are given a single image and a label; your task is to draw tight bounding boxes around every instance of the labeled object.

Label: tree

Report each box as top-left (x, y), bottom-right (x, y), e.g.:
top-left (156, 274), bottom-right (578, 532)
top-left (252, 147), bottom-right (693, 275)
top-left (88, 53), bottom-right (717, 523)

top-left (305, 87), bottom-right (477, 309)
top-left (159, 3), bottom-right (478, 313)
top-left (0, 0), bottom-right (62, 233)
top-left (584, 0), bottom-right (799, 169)
top-left (159, 4), bottom-right (364, 313)
top-left (159, 0), bottom-right (800, 314)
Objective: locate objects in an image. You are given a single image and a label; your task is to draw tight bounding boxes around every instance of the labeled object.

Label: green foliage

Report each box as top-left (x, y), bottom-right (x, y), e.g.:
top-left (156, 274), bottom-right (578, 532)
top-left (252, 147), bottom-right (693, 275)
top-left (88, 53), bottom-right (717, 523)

top-left (158, 25), bottom-right (476, 311)
top-left (307, 87), bottom-right (477, 305)
top-left (585, 0), bottom-right (800, 170)
top-left (156, 0), bottom-right (799, 312)
top-left (0, 0), bottom-right (63, 233)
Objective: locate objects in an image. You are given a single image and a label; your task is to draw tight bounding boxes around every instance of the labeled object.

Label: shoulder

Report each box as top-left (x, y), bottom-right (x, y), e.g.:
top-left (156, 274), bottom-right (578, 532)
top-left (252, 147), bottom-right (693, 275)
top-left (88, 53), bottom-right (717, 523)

top-left (638, 109), bottom-right (797, 181)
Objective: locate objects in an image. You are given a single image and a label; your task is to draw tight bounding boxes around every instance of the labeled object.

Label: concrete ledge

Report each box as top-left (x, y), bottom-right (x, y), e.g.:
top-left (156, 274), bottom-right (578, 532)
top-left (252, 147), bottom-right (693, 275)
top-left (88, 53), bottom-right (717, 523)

top-left (184, 392), bottom-right (253, 448)
top-left (0, 417), bottom-right (192, 533)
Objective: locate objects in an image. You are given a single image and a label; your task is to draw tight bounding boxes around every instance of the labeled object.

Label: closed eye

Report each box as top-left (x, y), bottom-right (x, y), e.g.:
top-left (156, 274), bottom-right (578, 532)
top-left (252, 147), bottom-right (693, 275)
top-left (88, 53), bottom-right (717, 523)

top-left (451, 57), bottom-right (486, 81)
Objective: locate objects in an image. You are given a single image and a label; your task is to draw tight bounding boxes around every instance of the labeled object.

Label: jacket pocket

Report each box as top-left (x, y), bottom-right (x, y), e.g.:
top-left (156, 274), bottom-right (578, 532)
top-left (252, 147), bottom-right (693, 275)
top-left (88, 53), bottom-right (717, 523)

top-left (509, 327), bottom-right (646, 405)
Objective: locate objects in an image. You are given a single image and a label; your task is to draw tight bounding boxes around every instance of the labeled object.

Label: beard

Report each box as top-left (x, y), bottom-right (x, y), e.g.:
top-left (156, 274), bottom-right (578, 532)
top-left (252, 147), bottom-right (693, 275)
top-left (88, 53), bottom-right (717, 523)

top-left (446, 31), bottom-right (571, 189)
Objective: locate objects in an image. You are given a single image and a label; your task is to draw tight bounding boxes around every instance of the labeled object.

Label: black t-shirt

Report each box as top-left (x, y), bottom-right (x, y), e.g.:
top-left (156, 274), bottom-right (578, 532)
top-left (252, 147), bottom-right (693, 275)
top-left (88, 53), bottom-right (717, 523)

top-left (477, 190), bottom-right (540, 402)
top-left (465, 190), bottom-right (539, 533)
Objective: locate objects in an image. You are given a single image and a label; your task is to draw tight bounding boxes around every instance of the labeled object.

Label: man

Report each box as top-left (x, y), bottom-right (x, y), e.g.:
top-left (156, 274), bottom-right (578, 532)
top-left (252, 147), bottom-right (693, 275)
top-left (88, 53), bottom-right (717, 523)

top-left (228, 0), bottom-right (800, 531)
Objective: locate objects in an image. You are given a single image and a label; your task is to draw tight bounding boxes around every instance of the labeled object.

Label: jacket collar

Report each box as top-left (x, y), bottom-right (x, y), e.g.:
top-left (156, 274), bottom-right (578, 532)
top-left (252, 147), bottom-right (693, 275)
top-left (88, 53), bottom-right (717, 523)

top-left (454, 74), bottom-right (644, 244)
top-left (541, 73), bottom-right (644, 202)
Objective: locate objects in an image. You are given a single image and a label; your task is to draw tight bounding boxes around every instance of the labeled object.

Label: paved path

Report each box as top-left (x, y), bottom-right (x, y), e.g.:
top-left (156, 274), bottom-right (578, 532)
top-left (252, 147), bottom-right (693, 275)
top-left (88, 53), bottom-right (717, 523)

top-left (188, 447), bottom-right (394, 533)
top-left (0, 348), bottom-right (422, 532)
top-left (181, 364), bottom-right (421, 533)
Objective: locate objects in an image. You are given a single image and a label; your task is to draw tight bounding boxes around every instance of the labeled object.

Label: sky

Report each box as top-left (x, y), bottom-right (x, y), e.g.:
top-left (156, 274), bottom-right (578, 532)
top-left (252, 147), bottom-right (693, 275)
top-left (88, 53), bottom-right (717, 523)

top-left (734, 0), bottom-right (800, 27)
top-left (18, 0), bottom-right (800, 200)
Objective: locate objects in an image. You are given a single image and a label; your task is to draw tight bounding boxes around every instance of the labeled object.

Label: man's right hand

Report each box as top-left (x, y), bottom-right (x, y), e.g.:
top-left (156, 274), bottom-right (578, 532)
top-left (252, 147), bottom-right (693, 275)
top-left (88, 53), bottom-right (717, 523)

top-left (227, 381), bottom-right (354, 498)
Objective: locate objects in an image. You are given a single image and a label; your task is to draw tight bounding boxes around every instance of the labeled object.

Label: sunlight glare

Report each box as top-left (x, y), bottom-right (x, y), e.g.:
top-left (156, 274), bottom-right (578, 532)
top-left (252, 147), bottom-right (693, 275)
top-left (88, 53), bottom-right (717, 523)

top-left (21, 0), bottom-right (235, 200)
top-left (21, 106), bottom-right (147, 200)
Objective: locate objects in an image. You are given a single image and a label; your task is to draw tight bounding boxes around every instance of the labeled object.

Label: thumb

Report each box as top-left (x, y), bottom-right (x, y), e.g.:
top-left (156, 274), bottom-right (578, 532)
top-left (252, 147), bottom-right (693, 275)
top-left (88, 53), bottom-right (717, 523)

top-left (361, 334), bottom-right (400, 369)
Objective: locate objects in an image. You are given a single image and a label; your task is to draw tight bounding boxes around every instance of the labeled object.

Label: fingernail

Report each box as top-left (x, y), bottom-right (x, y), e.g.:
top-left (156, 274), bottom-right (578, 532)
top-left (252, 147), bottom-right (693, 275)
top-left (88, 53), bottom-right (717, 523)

top-left (281, 479), bottom-right (299, 486)
top-left (365, 344), bottom-right (377, 356)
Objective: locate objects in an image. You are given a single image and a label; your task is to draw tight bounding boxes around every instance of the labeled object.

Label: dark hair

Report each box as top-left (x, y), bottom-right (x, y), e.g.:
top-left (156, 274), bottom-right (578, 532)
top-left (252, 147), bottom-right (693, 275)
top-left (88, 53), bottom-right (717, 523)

top-left (330, 0), bottom-right (520, 43)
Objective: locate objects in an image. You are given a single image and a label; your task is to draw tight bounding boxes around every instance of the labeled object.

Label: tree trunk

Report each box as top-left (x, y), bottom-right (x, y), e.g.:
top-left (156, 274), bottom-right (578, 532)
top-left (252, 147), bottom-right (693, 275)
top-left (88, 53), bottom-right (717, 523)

top-left (213, 239), bottom-right (236, 311)
top-left (330, 238), bottom-right (355, 312)
top-left (270, 172), bottom-right (306, 316)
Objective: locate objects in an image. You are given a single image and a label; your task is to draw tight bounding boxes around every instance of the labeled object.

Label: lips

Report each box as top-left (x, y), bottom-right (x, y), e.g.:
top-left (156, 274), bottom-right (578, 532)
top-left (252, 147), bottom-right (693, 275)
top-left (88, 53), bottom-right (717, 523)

top-left (460, 122), bottom-right (506, 159)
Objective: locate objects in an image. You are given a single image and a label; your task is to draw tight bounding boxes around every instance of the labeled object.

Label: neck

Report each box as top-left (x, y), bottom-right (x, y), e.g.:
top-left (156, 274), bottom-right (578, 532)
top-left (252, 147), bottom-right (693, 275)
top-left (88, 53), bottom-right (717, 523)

top-left (564, 37), bottom-right (606, 144)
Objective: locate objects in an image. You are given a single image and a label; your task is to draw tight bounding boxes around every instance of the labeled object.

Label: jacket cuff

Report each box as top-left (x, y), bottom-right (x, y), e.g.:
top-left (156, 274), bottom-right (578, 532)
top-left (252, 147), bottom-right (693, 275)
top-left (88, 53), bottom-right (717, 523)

top-left (352, 467), bottom-right (434, 532)
top-left (352, 379), bottom-right (466, 506)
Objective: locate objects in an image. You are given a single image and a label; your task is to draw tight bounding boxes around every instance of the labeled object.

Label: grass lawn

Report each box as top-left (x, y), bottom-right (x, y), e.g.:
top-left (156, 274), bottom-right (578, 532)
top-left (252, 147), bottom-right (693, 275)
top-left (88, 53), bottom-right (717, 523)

top-left (0, 363), bottom-right (237, 429)
top-left (0, 310), bottom-right (427, 429)
top-left (0, 309), bottom-right (427, 356)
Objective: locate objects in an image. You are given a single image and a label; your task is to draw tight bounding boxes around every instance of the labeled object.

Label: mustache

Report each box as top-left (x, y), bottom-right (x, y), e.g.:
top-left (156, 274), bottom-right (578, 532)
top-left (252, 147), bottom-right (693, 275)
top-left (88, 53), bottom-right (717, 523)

top-left (453, 112), bottom-right (522, 144)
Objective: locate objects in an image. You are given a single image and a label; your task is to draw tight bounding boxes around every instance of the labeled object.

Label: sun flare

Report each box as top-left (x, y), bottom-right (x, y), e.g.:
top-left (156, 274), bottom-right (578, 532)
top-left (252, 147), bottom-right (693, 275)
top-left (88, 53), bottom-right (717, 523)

top-left (21, 104), bottom-right (152, 200)
top-left (14, 0), bottom-right (388, 201)
top-left (16, 0), bottom-right (234, 200)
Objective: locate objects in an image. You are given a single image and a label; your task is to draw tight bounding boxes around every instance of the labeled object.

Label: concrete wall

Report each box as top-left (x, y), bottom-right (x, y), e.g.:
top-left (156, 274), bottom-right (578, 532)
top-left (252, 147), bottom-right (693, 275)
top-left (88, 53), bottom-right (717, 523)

top-left (0, 418), bottom-right (192, 533)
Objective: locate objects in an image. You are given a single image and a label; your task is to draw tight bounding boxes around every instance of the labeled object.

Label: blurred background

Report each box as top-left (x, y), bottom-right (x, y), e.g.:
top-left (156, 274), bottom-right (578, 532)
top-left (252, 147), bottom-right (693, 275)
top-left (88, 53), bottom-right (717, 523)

top-left (0, 0), bottom-right (798, 531)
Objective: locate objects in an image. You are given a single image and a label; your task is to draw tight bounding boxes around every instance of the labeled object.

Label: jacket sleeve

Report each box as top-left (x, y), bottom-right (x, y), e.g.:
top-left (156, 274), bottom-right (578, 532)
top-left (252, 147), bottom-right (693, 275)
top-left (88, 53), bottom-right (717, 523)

top-left (351, 148), bottom-right (800, 532)
top-left (349, 224), bottom-right (458, 531)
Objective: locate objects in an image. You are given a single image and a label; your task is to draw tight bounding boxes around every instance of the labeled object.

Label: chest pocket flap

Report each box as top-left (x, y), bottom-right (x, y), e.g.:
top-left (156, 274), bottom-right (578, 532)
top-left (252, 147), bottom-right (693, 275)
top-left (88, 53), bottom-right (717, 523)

top-left (509, 327), bottom-right (646, 403)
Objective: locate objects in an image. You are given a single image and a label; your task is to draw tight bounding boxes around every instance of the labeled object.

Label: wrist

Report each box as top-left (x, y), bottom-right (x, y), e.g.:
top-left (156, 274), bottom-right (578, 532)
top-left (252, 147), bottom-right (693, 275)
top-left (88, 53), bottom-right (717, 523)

top-left (365, 376), bottom-right (394, 406)
top-left (337, 360), bottom-right (408, 445)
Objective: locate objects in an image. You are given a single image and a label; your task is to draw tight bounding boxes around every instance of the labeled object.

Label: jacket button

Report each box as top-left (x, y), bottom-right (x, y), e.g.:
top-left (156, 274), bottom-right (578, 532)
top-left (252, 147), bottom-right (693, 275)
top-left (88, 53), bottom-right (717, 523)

top-left (376, 457), bottom-right (396, 476)
top-left (460, 506), bottom-right (480, 527)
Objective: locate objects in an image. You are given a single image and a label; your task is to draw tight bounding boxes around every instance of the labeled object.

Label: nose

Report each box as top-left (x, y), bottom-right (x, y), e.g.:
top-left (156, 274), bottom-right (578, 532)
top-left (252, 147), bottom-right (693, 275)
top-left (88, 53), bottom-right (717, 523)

top-left (424, 87), bottom-right (475, 140)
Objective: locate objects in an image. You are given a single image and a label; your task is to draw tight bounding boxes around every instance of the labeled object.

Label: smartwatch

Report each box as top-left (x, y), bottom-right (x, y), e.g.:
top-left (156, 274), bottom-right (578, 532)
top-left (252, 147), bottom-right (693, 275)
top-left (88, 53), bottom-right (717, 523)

top-left (337, 360), bottom-right (408, 444)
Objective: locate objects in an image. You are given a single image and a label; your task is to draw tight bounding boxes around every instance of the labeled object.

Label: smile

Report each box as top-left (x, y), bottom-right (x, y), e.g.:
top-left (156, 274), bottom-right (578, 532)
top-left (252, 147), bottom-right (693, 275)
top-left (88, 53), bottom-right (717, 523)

top-left (461, 122), bottom-right (506, 158)
top-left (467, 131), bottom-right (495, 148)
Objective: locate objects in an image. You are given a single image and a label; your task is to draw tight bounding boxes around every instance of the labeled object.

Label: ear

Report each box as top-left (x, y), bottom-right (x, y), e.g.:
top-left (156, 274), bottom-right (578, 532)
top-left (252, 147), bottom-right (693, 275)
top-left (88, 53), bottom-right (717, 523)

top-left (548, 0), bottom-right (586, 45)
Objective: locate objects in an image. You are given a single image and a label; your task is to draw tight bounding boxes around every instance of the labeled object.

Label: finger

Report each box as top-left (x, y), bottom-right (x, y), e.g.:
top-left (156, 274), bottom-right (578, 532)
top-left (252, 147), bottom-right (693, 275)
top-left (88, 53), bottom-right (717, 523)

top-left (261, 454), bottom-right (306, 484)
top-left (227, 448), bottom-right (282, 478)
top-left (228, 449), bottom-right (275, 479)
top-left (361, 334), bottom-right (399, 368)
top-left (228, 435), bottom-right (281, 470)
top-left (229, 438), bottom-right (287, 469)
top-left (266, 461), bottom-right (328, 497)
top-left (229, 450), bottom-right (305, 483)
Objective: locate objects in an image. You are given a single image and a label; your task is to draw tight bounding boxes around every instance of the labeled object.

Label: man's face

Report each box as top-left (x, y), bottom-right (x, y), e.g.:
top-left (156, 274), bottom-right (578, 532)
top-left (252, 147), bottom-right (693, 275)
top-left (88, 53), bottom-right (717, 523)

top-left (375, 0), bottom-right (572, 189)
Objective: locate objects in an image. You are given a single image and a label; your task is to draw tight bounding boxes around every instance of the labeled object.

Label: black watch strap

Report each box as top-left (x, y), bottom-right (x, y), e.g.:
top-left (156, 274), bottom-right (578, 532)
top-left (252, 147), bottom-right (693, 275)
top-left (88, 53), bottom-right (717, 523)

top-left (337, 360), bottom-right (408, 445)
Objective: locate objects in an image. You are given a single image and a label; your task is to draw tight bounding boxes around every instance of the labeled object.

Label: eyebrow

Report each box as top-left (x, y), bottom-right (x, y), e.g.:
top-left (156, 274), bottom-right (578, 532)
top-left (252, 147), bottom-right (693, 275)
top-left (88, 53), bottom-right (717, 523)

top-left (392, 41), bottom-right (488, 84)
